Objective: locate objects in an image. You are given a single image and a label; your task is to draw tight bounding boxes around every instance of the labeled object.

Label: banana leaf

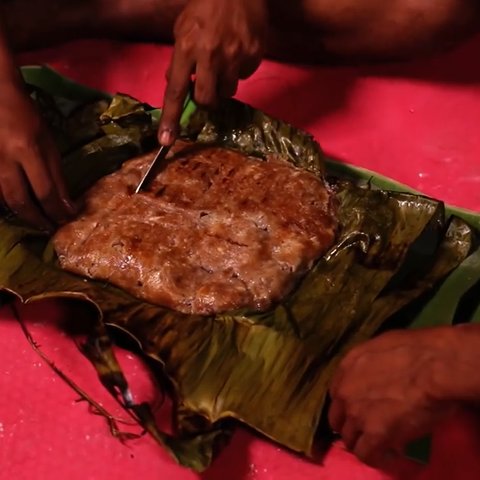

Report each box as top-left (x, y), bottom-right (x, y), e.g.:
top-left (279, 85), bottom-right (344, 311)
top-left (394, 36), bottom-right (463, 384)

top-left (1, 66), bottom-right (479, 471)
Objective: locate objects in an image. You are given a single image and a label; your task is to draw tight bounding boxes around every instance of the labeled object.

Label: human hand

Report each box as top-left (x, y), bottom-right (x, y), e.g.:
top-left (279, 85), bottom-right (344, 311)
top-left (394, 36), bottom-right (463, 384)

top-left (158, 0), bottom-right (268, 145)
top-left (328, 328), bottom-right (466, 470)
top-left (0, 80), bottom-right (76, 231)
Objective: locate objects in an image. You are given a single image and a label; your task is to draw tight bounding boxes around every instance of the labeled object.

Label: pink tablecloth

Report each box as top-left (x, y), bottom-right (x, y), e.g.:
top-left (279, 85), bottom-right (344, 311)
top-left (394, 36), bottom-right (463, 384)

top-left (1, 37), bottom-right (480, 480)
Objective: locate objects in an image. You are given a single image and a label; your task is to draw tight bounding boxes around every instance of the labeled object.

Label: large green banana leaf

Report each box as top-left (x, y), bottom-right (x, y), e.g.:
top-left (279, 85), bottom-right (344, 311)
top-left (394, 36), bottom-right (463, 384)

top-left (1, 66), bottom-right (479, 471)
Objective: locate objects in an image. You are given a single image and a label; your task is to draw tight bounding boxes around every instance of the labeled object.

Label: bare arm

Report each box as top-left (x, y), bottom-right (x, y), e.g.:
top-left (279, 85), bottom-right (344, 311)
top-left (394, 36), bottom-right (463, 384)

top-left (0, 17), bottom-right (75, 230)
top-left (1, 0), bottom-right (479, 60)
top-left (0, 0), bottom-right (478, 226)
top-left (155, 0), bottom-right (480, 142)
top-left (1, 0), bottom-right (479, 130)
top-left (267, 0), bottom-right (480, 63)
top-left (161, 0), bottom-right (480, 64)
top-left (430, 324), bottom-right (480, 401)
top-left (328, 324), bottom-right (480, 470)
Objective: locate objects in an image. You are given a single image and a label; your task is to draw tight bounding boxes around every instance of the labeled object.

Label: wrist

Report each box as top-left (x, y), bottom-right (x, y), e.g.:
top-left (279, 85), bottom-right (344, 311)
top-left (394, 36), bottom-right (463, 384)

top-left (427, 324), bottom-right (480, 404)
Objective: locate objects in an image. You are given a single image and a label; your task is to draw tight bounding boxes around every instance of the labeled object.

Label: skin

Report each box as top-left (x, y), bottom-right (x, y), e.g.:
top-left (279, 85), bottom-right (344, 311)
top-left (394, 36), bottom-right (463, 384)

top-left (329, 325), bottom-right (480, 469)
top-left (158, 0), bottom-right (268, 144)
top-left (0, 0), bottom-right (479, 469)
top-left (0, 23), bottom-right (76, 230)
top-left (0, 0), bottom-right (479, 194)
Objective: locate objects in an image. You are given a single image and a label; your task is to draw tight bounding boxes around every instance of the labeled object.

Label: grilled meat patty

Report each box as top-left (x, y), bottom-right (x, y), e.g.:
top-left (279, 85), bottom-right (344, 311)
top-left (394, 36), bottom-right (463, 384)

top-left (53, 141), bottom-right (337, 314)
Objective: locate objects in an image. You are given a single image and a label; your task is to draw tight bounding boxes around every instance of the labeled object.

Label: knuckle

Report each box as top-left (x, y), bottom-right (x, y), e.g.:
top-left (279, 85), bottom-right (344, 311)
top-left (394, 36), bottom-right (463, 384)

top-left (224, 41), bottom-right (242, 59)
top-left (194, 89), bottom-right (215, 107)
top-left (3, 139), bottom-right (42, 164)
top-left (363, 419), bottom-right (388, 440)
top-left (366, 431), bottom-right (386, 450)
top-left (201, 38), bottom-right (221, 57)
top-left (249, 39), bottom-right (263, 55)
top-left (177, 36), bottom-right (195, 55)
top-left (173, 13), bottom-right (188, 37)
top-left (174, 11), bottom-right (202, 35)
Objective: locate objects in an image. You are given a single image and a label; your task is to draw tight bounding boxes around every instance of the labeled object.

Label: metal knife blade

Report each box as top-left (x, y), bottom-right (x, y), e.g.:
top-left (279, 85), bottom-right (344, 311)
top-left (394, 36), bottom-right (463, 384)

top-left (135, 80), bottom-right (195, 194)
top-left (134, 144), bottom-right (171, 194)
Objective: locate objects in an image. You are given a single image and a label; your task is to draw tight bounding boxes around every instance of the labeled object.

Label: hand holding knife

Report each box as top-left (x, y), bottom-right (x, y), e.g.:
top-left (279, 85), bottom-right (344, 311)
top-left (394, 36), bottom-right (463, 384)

top-left (134, 82), bottom-right (195, 193)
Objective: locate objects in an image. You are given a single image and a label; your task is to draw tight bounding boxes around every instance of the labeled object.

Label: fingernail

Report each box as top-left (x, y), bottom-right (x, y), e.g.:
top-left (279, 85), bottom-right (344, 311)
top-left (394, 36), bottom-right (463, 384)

top-left (159, 129), bottom-right (173, 146)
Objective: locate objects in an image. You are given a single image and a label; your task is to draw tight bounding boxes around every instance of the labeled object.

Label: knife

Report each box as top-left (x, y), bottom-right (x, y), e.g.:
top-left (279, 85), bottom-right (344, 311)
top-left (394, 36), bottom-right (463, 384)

top-left (134, 83), bottom-right (195, 194)
top-left (134, 144), bottom-right (171, 193)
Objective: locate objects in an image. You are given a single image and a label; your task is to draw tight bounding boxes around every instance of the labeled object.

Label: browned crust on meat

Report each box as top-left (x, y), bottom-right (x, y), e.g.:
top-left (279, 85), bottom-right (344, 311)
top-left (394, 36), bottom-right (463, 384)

top-left (53, 141), bottom-right (337, 314)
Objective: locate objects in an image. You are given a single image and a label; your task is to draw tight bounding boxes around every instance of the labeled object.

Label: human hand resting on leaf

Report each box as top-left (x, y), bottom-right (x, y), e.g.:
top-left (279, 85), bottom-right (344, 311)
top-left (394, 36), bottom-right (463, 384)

top-left (158, 0), bottom-right (268, 146)
top-left (0, 30), bottom-right (75, 231)
top-left (328, 325), bottom-right (480, 470)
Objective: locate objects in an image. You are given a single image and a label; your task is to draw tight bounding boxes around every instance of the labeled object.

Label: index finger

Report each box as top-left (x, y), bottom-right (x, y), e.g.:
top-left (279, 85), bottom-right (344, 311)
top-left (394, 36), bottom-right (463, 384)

top-left (159, 48), bottom-right (194, 146)
top-left (22, 137), bottom-right (77, 225)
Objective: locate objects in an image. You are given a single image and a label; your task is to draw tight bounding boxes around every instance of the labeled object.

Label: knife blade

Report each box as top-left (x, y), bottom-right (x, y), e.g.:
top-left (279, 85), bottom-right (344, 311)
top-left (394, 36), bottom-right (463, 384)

top-left (134, 144), bottom-right (171, 193)
top-left (134, 81), bottom-right (195, 194)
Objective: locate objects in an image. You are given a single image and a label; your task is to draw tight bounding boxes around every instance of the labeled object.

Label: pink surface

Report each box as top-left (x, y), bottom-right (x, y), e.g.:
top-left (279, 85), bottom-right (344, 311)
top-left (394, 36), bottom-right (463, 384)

top-left (0, 37), bottom-right (480, 480)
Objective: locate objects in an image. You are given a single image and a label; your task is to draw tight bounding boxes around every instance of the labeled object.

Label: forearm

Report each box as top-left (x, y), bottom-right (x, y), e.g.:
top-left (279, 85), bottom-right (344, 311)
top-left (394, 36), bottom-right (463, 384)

top-left (429, 324), bottom-right (480, 404)
top-left (1, 0), bottom-right (479, 63)
top-left (0, 0), bottom-right (182, 52)
top-left (266, 0), bottom-right (480, 64)
top-left (0, 0), bottom-right (105, 52)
